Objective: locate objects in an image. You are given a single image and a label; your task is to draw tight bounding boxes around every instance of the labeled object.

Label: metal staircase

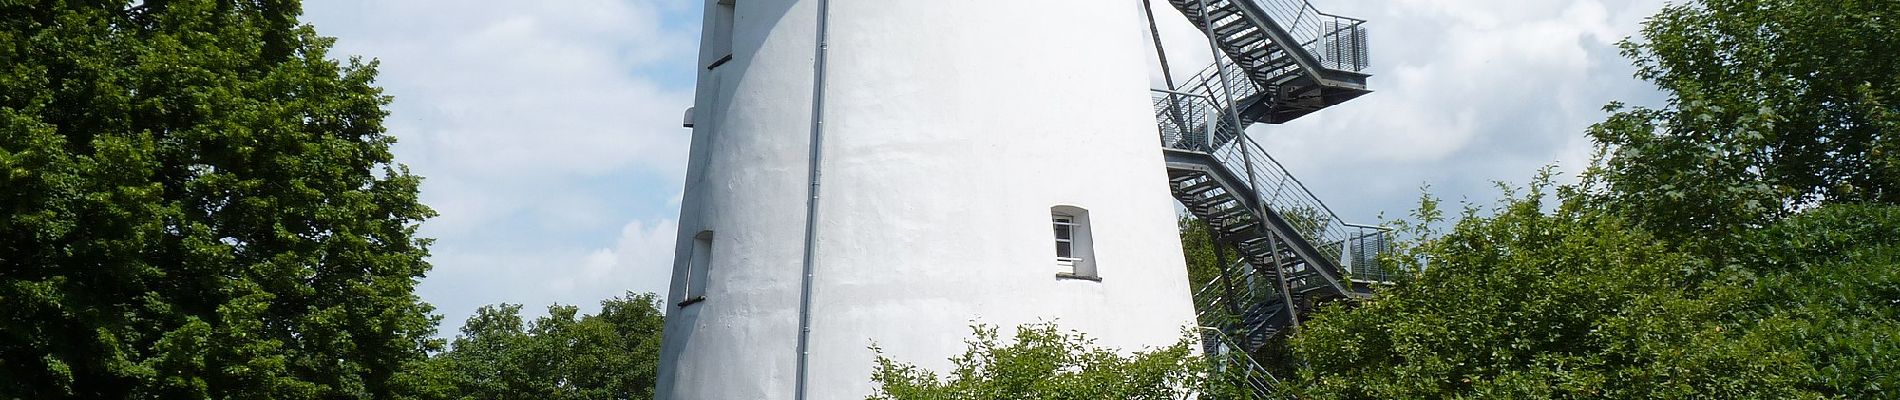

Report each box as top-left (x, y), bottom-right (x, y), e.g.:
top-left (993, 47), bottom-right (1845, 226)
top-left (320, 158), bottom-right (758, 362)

top-left (1200, 327), bottom-right (1294, 400)
top-left (1163, 0), bottom-right (1372, 125)
top-left (1147, 0), bottom-right (1392, 396)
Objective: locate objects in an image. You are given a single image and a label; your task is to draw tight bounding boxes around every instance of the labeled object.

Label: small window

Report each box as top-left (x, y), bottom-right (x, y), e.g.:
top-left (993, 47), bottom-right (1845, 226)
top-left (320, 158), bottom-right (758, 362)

top-left (1053, 216), bottom-right (1078, 264)
top-left (679, 230), bottom-right (714, 307)
top-left (1051, 206), bottom-right (1098, 280)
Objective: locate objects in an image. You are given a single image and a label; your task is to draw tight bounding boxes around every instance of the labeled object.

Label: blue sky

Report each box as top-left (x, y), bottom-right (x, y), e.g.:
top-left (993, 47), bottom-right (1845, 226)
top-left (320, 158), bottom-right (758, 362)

top-left (301, 0), bottom-right (1670, 335)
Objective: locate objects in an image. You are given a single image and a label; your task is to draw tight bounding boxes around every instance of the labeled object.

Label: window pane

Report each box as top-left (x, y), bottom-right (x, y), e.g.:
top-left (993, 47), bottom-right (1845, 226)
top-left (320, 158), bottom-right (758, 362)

top-left (1056, 241), bottom-right (1073, 258)
top-left (1054, 224), bottom-right (1071, 240)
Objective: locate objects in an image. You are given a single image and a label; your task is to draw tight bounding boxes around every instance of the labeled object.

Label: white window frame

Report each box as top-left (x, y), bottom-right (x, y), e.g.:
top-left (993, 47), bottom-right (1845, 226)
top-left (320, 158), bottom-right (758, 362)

top-left (1050, 206), bottom-right (1099, 281)
top-left (1053, 214), bottom-right (1082, 271)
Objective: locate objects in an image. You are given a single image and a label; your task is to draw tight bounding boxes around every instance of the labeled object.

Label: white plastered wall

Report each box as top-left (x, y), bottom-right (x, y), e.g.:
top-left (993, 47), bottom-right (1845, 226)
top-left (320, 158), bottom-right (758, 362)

top-left (657, 0), bottom-right (1199, 398)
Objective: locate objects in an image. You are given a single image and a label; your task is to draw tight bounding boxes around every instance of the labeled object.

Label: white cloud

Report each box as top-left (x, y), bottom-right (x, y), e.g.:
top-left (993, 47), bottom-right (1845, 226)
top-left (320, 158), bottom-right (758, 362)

top-left (414, 217), bottom-right (676, 331)
top-left (302, 0), bottom-right (700, 330)
top-left (1148, 0), bottom-right (1669, 220)
top-left (308, 0), bottom-right (697, 227)
top-left (561, 219), bottom-right (680, 299)
top-left (301, 0), bottom-right (1677, 333)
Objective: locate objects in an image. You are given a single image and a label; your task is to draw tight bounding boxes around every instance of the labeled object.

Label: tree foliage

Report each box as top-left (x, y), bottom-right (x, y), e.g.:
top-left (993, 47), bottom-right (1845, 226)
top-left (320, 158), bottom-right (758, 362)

top-left (1, 1), bottom-right (439, 398)
top-left (417, 292), bottom-right (667, 400)
top-left (867, 323), bottom-right (1203, 400)
top-left (1723, 204), bottom-right (1900, 397)
top-left (1292, 175), bottom-right (1787, 398)
top-left (1291, 189), bottom-right (1900, 398)
top-left (1283, 1), bottom-right (1900, 397)
top-left (1285, 1), bottom-right (1900, 396)
top-left (1179, 217), bottom-right (1230, 310)
top-left (1590, 0), bottom-right (1900, 241)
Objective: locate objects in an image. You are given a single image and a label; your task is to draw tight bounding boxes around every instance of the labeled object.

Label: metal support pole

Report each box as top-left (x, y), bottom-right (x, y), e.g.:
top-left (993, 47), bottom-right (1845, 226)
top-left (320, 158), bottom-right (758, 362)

top-left (1268, 232), bottom-right (1302, 330)
top-left (1207, 223), bottom-right (1243, 319)
top-left (1196, 0), bottom-right (1263, 190)
top-left (1194, 0), bottom-right (1248, 154)
top-left (1142, 0), bottom-right (1179, 91)
top-left (1143, 0), bottom-right (1199, 150)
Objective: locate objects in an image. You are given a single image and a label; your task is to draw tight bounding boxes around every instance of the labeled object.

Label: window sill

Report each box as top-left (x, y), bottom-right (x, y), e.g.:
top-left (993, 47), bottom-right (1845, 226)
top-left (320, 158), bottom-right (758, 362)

top-left (676, 296), bottom-right (707, 308)
top-left (1055, 272), bottom-right (1102, 282)
top-left (706, 54), bottom-right (734, 70)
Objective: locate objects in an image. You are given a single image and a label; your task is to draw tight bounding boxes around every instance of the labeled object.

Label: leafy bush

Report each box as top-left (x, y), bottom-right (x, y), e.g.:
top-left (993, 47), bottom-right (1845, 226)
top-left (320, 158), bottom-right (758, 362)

top-left (868, 323), bottom-right (1203, 400)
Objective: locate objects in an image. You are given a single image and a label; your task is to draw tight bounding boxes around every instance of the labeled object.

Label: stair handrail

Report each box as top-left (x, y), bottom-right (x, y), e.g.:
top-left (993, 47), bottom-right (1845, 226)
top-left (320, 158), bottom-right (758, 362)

top-left (1239, 0), bottom-right (1370, 72)
top-left (1192, 260), bottom-right (1288, 326)
top-left (1341, 222), bottom-right (1396, 284)
top-left (1151, 89), bottom-right (1216, 151)
top-left (1197, 326), bottom-right (1292, 399)
top-left (1231, 135), bottom-right (1399, 284)
top-left (1179, 57), bottom-right (1259, 113)
top-left (1225, 135), bottom-right (1399, 284)
top-left (1152, 90), bottom-right (1397, 285)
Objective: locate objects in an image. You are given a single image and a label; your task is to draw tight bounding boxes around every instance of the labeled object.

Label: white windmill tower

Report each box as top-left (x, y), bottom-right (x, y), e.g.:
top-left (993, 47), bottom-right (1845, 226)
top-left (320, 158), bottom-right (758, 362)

top-left (654, 0), bottom-right (1203, 398)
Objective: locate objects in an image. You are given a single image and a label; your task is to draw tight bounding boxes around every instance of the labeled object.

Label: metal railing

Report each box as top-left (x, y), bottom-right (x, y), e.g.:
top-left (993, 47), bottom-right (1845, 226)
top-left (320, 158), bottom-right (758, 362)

top-left (1153, 58), bottom-right (1258, 151)
top-left (1199, 327), bottom-right (1294, 399)
top-left (1191, 260), bottom-right (1291, 326)
top-left (1153, 88), bottom-right (1219, 152)
top-left (1243, 0), bottom-right (1369, 72)
top-left (1183, 57), bottom-right (1261, 112)
top-left (1216, 136), bottom-right (1396, 284)
top-left (1153, 90), bottom-right (1395, 285)
top-left (1343, 223), bottom-right (1395, 284)
top-left (1192, 275), bottom-right (1227, 320)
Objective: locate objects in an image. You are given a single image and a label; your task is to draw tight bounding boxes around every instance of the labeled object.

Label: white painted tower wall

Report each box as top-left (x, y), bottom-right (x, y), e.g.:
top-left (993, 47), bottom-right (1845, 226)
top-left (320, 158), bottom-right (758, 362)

top-left (657, 0), bottom-right (1199, 398)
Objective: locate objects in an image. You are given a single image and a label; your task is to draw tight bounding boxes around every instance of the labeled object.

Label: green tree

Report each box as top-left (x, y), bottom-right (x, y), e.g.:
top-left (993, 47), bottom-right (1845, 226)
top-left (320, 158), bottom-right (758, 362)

top-left (0, 1), bottom-right (439, 398)
top-left (1280, 1), bottom-right (1900, 396)
top-left (1589, 0), bottom-right (1900, 242)
top-left (1721, 204), bottom-right (1900, 397)
top-left (1178, 217), bottom-right (1227, 312)
top-left (426, 292), bottom-right (666, 400)
top-left (1290, 184), bottom-right (1900, 398)
top-left (868, 323), bottom-right (1204, 400)
top-left (1290, 176), bottom-right (1811, 398)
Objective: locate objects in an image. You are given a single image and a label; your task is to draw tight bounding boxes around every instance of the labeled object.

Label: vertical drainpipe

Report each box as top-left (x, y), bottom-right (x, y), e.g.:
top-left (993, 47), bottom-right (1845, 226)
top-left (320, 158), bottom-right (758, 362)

top-left (794, 0), bottom-right (833, 398)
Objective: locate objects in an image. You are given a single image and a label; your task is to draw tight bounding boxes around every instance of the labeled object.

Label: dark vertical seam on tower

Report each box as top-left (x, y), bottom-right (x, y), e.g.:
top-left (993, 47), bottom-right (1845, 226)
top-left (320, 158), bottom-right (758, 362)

top-left (794, 0), bottom-right (833, 398)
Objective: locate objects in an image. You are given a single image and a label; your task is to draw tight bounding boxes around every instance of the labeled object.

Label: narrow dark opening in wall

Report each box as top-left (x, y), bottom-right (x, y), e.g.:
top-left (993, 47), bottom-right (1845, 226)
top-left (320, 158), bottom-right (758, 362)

top-left (679, 230), bottom-right (714, 307)
top-left (707, 0), bottom-right (736, 70)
